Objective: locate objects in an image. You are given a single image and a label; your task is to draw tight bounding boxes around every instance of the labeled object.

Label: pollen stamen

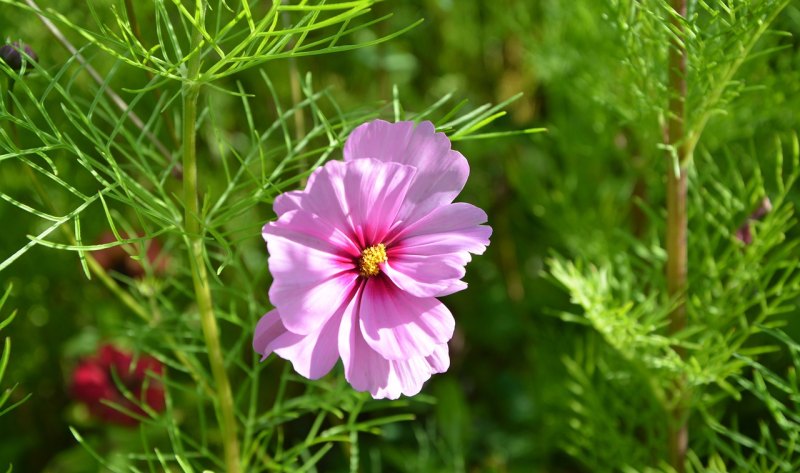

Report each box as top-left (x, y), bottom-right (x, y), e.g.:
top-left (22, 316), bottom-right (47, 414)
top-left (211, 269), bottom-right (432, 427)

top-left (358, 243), bottom-right (387, 277)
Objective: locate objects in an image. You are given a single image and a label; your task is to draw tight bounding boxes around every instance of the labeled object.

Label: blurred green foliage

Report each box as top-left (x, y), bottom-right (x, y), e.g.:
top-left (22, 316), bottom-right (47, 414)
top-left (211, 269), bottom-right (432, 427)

top-left (0, 0), bottom-right (799, 472)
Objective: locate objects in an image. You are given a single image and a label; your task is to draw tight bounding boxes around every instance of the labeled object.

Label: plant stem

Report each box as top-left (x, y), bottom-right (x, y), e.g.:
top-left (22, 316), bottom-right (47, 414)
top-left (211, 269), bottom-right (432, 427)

top-left (666, 0), bottom-right (688, 471)
top-left (182, 4), bottom-right (240, 471)
top-left (281, 5), bottom-right (307, 184)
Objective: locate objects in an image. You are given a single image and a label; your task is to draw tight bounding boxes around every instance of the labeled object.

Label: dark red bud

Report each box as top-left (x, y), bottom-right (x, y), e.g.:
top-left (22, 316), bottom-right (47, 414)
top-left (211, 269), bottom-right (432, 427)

top-left (0, 41), bottom-right (38, 72)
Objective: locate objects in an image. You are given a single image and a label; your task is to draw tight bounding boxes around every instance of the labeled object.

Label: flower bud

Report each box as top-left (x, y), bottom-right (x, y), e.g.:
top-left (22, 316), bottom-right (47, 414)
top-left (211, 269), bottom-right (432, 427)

top-left (0, 41), bottom-right (38, 72)
top-left (736, 197), bottom-right (772, 245)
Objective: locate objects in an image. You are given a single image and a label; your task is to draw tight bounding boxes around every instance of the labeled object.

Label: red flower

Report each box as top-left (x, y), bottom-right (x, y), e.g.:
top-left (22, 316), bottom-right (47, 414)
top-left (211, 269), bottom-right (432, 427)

top-left (91, 231), bottom-right (168, 279)
top-left (71, 344), bottom-right (165, 426)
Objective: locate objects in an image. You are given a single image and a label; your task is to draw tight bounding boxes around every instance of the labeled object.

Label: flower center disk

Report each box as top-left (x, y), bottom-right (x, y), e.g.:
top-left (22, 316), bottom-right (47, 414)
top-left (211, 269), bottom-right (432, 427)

top-left (358, 243), bottom-right (387, 277)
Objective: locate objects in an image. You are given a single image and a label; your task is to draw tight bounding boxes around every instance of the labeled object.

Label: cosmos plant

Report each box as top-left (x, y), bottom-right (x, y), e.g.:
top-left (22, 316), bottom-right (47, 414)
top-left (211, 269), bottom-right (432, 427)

top-left (2, 0), bottom-right (798, 471)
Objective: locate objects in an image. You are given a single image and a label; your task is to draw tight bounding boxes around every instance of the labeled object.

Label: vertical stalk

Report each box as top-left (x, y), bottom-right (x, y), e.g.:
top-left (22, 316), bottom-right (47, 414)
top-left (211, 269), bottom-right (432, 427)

top-left (288, 55), bottom-right (306, 179)
top-left (281, 5), bottom-right (307, 184)
top-left (666, 0), bottom-right (688, 471)
top-left (182, 4), bottom-right (240, 472)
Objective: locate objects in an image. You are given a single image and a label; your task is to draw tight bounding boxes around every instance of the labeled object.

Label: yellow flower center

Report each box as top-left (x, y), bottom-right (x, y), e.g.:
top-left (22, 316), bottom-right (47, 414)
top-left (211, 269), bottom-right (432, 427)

top-left (358, 243), bottom-right (387, 277)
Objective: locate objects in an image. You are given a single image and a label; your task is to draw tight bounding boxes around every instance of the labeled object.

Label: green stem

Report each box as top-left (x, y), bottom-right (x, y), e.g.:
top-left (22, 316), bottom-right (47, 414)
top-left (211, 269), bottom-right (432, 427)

top-left (666, 0), bottom-right (689, 470)
top-left (280, 5), bottom-right (307, 185)
top-left (182, 5), bottom-right (240, 471)
top-left (184, 82), bottom-right (241, 473)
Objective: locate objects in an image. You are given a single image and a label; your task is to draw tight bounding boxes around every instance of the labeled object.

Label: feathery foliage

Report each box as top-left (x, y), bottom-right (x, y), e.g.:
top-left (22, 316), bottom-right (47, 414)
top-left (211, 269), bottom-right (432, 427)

top-left (1, 0), bottom-right (799, 471)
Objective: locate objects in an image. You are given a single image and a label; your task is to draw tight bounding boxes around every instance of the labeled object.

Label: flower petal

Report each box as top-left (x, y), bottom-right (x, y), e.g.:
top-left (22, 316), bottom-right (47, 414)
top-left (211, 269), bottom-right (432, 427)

top-left (426, 343), bottom-right (451, 374)
top-left (340, 158), bottom-right (417, 246)
top-left (272, 164), bottom-right (329, 216)
top-left (271, 159), bottom-right (417, 247)
top-left (344, 120), bottom-right (470, 223)
top-left (277, 319), bottom-right (343, 380)
top-left (264, 210), bottom-right (361, 335)
top-left (389, 202), bottom-right (492, 256)
top-left (253, 309), bottom-right (288, 360)
top-left (273, 190), bottom-right (304, 217)
top-left (280, 160), bottom-right (353, 235)
top-left (387, 343), bottom-right (450, 398)
top-left (340, 301), bottom-right (449, 399)
top-left (269, 271), bottom-right (358, 335)
top-left (381, 254), bottom-right (467, 298)
top-left (338, 291), bottom-right (395, 399)
top-left (72, 362), bottom-right (113, 404)
top-left (358, 277), bottom-right (454, 360)
top-left (253, 309), bottom-right (344, 380)
top-left (387, 355), bottom-right (436, 398)
top-left (265, 207), bottom-right (361, 259)
top-left (379, 203), bottom-right (490, 298)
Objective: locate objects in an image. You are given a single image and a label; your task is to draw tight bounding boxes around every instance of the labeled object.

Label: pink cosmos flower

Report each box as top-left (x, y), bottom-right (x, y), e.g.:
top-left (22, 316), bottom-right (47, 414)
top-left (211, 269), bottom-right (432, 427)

top-left (253, 120), bottom-right (491, 399)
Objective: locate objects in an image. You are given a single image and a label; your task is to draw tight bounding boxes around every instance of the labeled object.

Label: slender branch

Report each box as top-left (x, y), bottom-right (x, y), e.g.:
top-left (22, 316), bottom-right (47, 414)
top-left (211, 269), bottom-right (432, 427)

top-left (182, 4), bottom-right (240, 472)
top-left (288, 56), bottom-right (306, 172)
top-left (282, 5), bottom-right (308, 184)
top-left (666, 0), bottom-right (689, 471)
top-left (24, 0), bottom-right (177, 166)
top-left (666, 1), bottom-right (688, 344)
top-left (123, 0), bottom-right (142, 40)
